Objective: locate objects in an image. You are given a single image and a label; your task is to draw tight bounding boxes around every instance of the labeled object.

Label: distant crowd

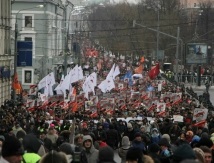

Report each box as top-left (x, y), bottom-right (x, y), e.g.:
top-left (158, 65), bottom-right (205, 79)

top-left (0, 76), bottom-right (214, 163)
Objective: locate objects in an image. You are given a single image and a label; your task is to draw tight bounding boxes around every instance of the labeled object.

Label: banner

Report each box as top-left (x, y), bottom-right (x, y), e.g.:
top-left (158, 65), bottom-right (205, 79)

top-left (193, 108), bottom-right (208, 122)
top-left (173, 115), bottom-right (184, 122)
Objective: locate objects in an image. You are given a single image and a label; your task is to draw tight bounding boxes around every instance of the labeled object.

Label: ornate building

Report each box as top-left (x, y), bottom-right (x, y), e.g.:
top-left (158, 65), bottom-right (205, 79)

top-left (0, 0), bottom-right (12, 105)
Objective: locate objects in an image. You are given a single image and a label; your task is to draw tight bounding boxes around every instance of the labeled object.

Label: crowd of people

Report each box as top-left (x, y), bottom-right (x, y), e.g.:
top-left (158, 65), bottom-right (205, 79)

top-left (0, 72), bottom-right (214, 163)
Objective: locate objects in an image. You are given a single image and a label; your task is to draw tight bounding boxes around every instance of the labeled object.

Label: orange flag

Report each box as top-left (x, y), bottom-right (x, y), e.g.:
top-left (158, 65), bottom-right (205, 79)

top-left (12, 72), bottom-right (22, 94)
top-left (134, 64), bottom-right (143, 74)
top-left (71, 101), bottom-right (78, 113)
top-left (140, 56), bottom-right (145, 63)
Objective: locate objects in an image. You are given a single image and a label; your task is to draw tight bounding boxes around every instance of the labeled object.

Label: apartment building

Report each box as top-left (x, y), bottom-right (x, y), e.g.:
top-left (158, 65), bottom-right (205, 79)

top-left (0, 0), bottom-right (12, 105)
top-left (11, 0), bottom-right (77, 90)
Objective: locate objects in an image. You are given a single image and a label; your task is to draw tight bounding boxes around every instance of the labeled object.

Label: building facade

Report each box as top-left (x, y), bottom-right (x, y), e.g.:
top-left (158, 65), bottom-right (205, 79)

top-left (0, 0), bottom-right (12, 105)
top-left (11, 0), bottom-right (77, 90)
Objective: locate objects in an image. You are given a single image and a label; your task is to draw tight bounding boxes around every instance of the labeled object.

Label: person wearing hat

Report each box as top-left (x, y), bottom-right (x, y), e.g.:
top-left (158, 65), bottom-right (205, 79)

top-left (118, 136), bottom-right (131, 163)
top-left (59, 142), bottom-right (74, 163)
top-left (82, 135), bottom-right (98, 163)
top-left (22, 134), bottom-right (42, 162)
top-left (139, 126), bottom-right (151, 147)
top-left (148, 143), bottom-right (161, 163)
top-left (98, 146), bottom-right (116, 163)
top-left (123, 123), bottom-right (137, 141)
top-left (106, 124), bottom-right (119, 149)
top-left (0, 136), bottom-right (24, 163)
top-left (172, 144), bottom-right (196, 163)
top-left (132, 132), bottom-right (145, 152)
top-left (46, 124), bottom-right (58, 148)
top-left (126, 147), bottom-right (144, 163)
top-left (158, 138), bottom-right (172, 158)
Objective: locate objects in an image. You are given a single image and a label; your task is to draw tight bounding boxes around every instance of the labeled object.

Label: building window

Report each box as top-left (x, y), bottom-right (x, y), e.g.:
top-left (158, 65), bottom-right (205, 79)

top-left (194, 3), bottom-right (197, 7)
top-left (24, 37), bottom-right (32, 41)
top-left (25, 16), bottom-right (32, 28)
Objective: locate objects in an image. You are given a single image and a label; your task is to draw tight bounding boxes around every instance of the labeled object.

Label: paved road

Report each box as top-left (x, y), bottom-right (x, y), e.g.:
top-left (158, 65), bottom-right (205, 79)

top-left (193, 89), bottom-right (214, 105)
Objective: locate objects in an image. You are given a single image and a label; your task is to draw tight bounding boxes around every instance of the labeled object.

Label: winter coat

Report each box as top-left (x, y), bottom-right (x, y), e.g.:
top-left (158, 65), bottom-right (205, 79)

top-left (123, 129), bottom-right (137, 142)
top-left (83, 135), bottom-right (99, 163)
top-left (106, 129), bottom-right (119, 148)
top-left (118, 136), bottom-right (131, 163)
top-left (151, 128), bottom-right (161, 144)
top-left (132, 140), bottom-right (145, 152)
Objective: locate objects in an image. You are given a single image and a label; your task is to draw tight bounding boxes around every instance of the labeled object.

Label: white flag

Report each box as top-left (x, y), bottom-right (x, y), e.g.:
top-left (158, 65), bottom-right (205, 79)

top-left (55, 75), bottom-right (64, 94)
top-left (78, 66), bottom-right (84, 80)
top-left (38, 72), bottom-right (55, 90)
top-left (106, 64), bottom-right (115, 80)
top-left (113, 65), bottom-right (120, 80)
top-left (70, 65), bottom-right (79, 83)
top-left (98, 80), bottom-right (108, 93)
top-left (106, 78), bottom-right (115, 91)
top-left (61, 69), bottom-right (72, 93)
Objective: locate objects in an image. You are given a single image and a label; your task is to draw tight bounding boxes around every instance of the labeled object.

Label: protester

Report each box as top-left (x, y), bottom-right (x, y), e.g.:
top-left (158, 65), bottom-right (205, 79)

top-left (132, 132), bottom-right (145, 152)
top-left (98, 146), bottom-right (116, 163)
top-left (59, 142), bottom-right (74, 163)
top-left (82, 135), bottom-right (98, 163)
top-left (118, 136), bottom-right (131, 163)
top-left (0, 136), bottom-right (24, 163)
top-left (126, 147), bottom-right (144, 163)
top-left (39, 150), bottom-right (68, 163)
top-left (200, 146), bottom-right (212, 163)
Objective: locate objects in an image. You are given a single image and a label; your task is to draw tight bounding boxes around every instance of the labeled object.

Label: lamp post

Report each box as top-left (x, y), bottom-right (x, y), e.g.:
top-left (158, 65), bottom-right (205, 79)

top-left (63, 4), bottom-right (74, 76)
top-left (133, 20), bottom-right (181, 82)
top-left (13, 5), bottom-right (44, 101)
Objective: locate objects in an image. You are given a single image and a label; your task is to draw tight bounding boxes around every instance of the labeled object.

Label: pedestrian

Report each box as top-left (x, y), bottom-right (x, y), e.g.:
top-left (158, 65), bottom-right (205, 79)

top-left (59, 142), bottom-right (74, 163)
top-left (132, 132), bottom-right (145, 152)
top-left (106, 124), bottom-right (119, 149)
top-left (0, 136), bottom-right (24, 163)
top-left (193, 147), bottom-right (205, 163)
top-left (82, 135), bottom-right (98, 163)
top-left (200, 146), bottom-right (212, 163)
top-left (39, 150), bottom-right (68, 163)
top-left (126, 147), bottom-right (144, 163)
top-left (118, 136), bottom-right (131, 163)
top-left (171, 144), bottom-right (196, 163)
top-left (123, 123), bottom-right (137, 142)
top-left (98, 146), bottom-right (116, 163)
top-left (22, 134), bottom-right (42, 162)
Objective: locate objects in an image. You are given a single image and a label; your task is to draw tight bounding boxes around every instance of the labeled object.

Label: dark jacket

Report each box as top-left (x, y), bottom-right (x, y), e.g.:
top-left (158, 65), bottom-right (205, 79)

top-left (106, 126), bottom-right (119, 148)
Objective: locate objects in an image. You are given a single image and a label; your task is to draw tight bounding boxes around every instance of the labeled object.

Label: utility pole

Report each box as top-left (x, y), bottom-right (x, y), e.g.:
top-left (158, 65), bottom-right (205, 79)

top-left (156, 9), bottom-right (160, 61)
top-left (63, 6), bottom-right (68, 76)
top-left (175, 27), bottom-right (180, 82)
top-left (133, 20), bottom-right (181, 82)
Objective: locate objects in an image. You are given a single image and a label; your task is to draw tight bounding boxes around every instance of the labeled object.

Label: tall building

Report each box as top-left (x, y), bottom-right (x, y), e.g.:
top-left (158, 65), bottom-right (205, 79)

top-left (0, 0), bottom-right (12, 105)
top-left (11, 0), bottom-right (75, 91)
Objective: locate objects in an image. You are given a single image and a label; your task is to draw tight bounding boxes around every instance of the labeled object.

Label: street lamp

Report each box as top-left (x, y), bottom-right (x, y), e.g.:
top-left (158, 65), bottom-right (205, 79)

top-left (133, 20), bottom-right (182, 82)
top-left (13, 5), bottom-right (44, 101)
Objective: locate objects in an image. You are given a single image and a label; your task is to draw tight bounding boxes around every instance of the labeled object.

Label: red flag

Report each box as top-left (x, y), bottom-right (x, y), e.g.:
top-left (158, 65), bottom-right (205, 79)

top-left (193, 120), bottom-right (206, 128)
top-left (148, 63), bottom-right (160, 80)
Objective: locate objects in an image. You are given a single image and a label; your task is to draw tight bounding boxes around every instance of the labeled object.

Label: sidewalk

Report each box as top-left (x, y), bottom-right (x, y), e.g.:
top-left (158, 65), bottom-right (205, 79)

top-left (184, 84), bottom-right (214, 91)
